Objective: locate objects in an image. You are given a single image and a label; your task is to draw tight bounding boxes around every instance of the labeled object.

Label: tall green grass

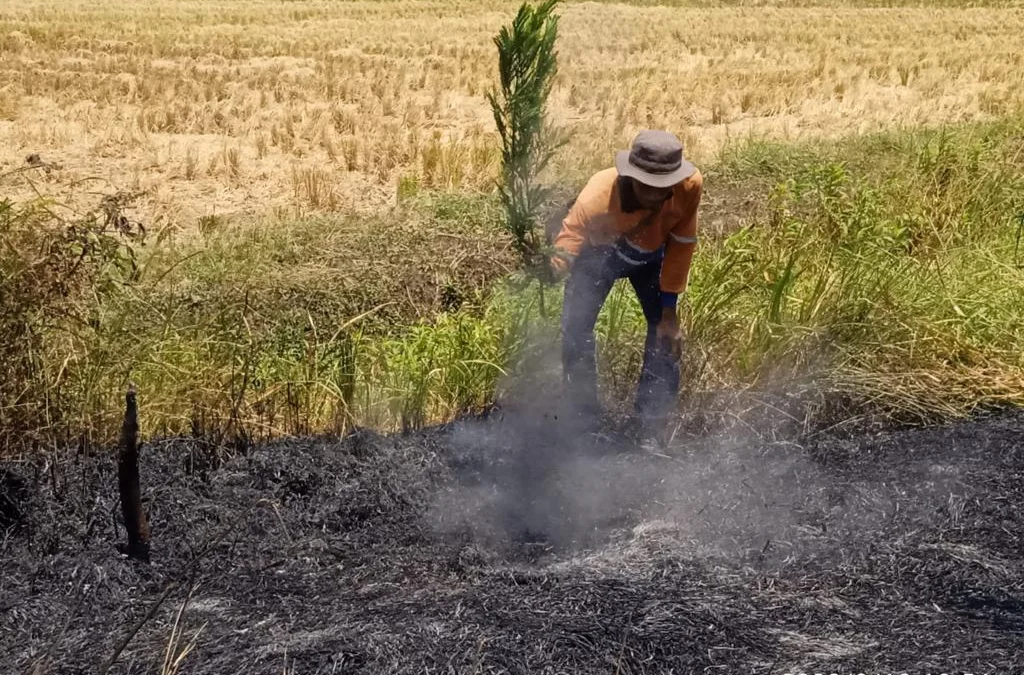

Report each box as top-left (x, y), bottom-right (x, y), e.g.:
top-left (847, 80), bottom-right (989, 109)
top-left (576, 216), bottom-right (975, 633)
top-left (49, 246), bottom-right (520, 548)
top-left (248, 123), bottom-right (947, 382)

top-left (695, 119), bottom-right (1024, 418)
top-left (0, 197), bottom-right (521, 453)
top-left (2, 116), bottom-right (1022, 455)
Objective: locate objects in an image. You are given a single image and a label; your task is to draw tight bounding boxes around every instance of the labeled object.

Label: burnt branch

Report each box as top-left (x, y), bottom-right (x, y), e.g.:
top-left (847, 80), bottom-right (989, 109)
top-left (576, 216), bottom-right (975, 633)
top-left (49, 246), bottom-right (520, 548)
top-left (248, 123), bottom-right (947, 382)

top-left (117, 384), bottom-right (150, 562)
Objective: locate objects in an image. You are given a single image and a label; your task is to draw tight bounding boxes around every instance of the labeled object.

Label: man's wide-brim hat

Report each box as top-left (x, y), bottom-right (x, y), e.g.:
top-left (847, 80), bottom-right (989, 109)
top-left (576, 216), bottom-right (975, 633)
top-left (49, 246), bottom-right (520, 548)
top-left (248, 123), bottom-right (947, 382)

top-left (615, 130), bottom-right (696, 189)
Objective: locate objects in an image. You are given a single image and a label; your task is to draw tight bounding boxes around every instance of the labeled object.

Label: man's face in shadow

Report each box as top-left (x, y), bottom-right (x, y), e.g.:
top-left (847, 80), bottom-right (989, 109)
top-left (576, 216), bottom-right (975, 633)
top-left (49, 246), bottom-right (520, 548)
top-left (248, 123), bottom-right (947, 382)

top-left (630, 178), bottom-right (674, 211)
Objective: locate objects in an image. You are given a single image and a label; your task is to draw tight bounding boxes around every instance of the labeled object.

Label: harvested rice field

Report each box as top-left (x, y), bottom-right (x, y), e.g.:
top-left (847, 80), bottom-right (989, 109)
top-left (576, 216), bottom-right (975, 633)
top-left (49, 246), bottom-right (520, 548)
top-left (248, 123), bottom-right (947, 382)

top-left (3, 0), bottom-right (1024, 225)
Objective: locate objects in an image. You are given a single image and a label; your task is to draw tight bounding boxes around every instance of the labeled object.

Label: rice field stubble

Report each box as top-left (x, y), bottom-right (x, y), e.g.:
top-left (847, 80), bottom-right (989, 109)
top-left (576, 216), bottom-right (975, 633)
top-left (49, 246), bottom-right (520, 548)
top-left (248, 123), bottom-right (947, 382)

top-left (3, 0), bottom-right (1024, 227)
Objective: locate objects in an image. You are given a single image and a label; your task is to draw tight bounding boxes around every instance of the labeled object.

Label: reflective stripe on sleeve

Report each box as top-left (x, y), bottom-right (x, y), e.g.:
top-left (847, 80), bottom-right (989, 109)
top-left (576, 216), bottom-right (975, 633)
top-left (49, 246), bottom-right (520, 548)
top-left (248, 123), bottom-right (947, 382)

top-left (614, 248), bottom-right (645, 266)
top-left (622, 238), bottom-right (654, 254)
top-left (670, 233), bottom-right (698, 244)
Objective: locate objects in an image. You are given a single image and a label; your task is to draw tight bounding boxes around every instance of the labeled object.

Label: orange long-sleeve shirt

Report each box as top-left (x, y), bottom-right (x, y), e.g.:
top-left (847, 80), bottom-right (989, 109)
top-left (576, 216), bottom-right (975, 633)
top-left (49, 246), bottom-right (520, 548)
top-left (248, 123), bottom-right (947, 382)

top-left (552, 167), bottom-right (703, 299)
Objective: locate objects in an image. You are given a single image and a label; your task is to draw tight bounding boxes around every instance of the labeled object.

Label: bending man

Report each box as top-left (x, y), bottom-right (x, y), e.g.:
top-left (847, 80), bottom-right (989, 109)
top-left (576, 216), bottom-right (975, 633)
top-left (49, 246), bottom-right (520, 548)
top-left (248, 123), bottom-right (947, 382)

top-left (550, 129), bottom-right (703, 431)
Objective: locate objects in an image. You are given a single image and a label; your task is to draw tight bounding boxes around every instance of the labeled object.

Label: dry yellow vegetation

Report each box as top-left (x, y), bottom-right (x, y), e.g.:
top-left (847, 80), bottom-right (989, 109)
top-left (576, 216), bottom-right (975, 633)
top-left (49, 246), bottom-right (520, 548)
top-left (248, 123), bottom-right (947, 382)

top-left (2, 0), bottom-right (1023, 228)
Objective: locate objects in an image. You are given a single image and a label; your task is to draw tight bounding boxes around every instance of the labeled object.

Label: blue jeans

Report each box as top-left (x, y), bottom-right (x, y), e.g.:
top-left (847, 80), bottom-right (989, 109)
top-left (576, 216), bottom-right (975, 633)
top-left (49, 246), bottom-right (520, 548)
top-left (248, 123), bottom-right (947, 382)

top-left (560, 243), bottom-right (680, 423)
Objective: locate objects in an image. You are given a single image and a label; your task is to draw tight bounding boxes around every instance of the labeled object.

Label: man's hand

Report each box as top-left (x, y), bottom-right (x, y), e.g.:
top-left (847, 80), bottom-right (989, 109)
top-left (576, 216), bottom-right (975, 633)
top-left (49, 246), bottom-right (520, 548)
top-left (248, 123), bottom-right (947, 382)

top-left (549, 254), bottom-right (570, 281)
top-left (655, 307), bottom-right (683, 359)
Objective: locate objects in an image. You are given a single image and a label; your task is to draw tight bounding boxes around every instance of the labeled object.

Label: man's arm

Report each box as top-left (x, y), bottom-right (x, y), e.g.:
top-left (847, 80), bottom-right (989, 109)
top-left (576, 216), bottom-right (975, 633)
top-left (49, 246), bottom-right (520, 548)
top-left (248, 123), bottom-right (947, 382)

top-left (550, 193), bottom-right (590, 277)
top-left (658, 171), bottom-right (703, 308)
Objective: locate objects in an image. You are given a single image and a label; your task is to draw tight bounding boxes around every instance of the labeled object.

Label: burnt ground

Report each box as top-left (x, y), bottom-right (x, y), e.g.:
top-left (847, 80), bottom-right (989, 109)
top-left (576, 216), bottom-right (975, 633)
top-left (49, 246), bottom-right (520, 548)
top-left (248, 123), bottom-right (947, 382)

top-left (1, 396), bottom-right (1022, 674)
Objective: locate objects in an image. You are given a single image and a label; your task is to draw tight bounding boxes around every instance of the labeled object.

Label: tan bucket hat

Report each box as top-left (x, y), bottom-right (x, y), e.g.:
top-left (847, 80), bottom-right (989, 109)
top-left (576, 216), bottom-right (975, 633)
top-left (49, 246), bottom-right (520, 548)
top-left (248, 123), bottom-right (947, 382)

top-left (615, 130), bottom-right (696, 188)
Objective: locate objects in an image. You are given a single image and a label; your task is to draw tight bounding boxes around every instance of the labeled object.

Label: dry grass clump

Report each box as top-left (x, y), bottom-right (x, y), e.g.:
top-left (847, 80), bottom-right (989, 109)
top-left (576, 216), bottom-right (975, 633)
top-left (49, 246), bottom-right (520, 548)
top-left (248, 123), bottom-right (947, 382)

top-left (0, 173), bottom-right (519, 455)
top-left (2, 0), bottom-right (1023, 226)
top-left (0, 187), bottom-right (144, 455)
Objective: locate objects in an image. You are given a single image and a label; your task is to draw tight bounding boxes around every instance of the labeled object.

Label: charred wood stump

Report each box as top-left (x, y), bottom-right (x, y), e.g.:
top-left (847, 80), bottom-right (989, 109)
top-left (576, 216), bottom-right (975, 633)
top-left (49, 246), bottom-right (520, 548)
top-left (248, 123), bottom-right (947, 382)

top-left (0, 469), bottom-right (29, 532)
top-left (117, 384), bottom-right (150, 562)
